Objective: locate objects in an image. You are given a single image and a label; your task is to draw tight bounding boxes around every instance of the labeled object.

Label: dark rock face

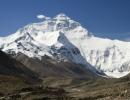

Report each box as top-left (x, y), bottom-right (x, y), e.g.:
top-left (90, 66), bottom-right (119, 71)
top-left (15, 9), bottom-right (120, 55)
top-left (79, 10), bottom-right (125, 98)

top-left (0, 50), bottom-right (39, 82)
top-left (14, 52), bottom-right (97, 80)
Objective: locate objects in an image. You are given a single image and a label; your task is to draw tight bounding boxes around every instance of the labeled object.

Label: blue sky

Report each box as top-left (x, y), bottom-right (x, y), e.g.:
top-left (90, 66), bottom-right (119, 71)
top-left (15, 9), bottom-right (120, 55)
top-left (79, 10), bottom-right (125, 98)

top-left (0, 0), bottom-right (130, 41)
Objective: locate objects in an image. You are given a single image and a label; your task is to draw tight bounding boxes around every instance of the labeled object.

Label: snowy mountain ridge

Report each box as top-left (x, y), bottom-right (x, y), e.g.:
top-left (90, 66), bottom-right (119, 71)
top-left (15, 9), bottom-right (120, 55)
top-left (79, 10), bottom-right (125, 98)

top-left (0, 13), bottom-right (130, 78)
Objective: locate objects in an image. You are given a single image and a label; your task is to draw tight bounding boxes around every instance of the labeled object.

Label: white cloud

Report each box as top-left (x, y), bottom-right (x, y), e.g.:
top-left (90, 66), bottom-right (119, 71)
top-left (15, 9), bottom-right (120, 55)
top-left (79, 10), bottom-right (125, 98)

top-left (37, 15), bottom-right (45, 19)
top-left (37, 15), bottom-right (50, 20)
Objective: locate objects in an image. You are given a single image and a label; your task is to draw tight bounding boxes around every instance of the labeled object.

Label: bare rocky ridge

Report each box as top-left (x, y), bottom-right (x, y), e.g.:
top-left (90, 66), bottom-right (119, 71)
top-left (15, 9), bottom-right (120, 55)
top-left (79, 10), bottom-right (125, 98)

top-left (14, 52), bottom-right (99, 79)
top-left (0, 51), bottom-right (39, 82)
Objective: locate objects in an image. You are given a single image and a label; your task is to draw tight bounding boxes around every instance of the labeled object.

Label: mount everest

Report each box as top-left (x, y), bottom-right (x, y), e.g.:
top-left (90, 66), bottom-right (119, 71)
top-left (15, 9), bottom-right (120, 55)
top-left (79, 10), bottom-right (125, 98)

top-left (0, 13), bottom-right (130, 78)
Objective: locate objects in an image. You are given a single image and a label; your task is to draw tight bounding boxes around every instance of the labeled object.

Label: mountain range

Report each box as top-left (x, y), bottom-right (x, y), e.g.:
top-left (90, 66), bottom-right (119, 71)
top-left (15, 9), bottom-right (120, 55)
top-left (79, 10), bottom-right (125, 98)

top-left (0, 13), bottom-right (130, 78)
top-left (0, 13), bottom-right (130, 99)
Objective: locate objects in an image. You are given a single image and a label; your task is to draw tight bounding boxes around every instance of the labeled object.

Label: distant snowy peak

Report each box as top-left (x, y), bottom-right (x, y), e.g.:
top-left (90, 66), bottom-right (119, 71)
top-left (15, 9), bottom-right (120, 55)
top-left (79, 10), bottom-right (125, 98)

top-left (19, 13), bottom-right (92, 36)
top-left (54, 13), bottom-right (71, 20)
top-left (1, 13), bottom-right (130, 78)
top-left (5, 13), bottom-right (92, 45)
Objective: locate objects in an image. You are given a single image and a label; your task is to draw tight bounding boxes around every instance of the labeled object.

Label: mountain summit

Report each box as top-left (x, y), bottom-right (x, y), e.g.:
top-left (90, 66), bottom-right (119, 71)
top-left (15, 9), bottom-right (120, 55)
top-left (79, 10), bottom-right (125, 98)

top-left (0, 13), bottom-right (130, 78)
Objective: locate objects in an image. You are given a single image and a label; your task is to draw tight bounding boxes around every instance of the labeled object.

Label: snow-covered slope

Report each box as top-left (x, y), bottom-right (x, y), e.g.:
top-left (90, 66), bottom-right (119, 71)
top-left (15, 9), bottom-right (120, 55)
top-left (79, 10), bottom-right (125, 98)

top-left (0, 13), bottom-right (130, 78)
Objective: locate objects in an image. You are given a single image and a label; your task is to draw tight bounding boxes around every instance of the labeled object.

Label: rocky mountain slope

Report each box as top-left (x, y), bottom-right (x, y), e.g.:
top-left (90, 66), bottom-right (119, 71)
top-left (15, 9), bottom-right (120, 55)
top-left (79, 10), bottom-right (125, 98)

top-left (0, 50), bottom-right (39, 82)
top-left (14, 53), bottom-right (98, 80)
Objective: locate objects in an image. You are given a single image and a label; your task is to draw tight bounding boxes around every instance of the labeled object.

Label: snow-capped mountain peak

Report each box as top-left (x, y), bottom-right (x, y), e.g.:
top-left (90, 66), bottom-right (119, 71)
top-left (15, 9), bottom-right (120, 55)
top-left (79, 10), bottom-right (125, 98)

top-left (54, 13), bottom-right (71, 20)
top-left (0, 13), bottom-right (130, 78)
